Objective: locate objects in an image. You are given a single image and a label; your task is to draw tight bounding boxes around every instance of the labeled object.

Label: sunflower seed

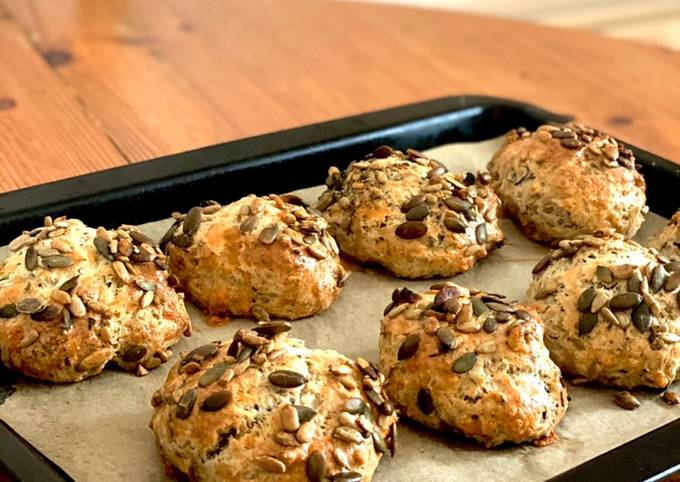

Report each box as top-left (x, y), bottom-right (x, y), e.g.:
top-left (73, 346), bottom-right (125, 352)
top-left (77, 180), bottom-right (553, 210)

top-left (112, 261), bottom-right (131, 284)
top-left (306, 451), bottom-right (327, 482)
top-left (42, 255), bottom-right (73, 268)
top-left (660, 332), bottom-right (680, 343)
top-left (561, 138), bottom-right (582, 149)
top-left (51, 238), bottom-right (72, 253)
top-left (576, 287), bottom-right (597, 312)
top-left (609, 292), bottom-right (643, 310)
top-left (436, 327), bottom-right (455, 352)
top-left (611, 264), bottom-right (636, 279)
top-left (0, 304), bottom-right (18, 318)
top-left (613, 391), bottom-right (640, 410)
top-left (667, 261), bottom-right (680, 272)
top-left (129, 231), bottom-right (155, 246)
top-left (590, 290), bottom-right (609, 313)
top-left (201, 390), bottom-right (231, 411)
top-left (259, 224), bottom-right (280, 244)
top-left (24, 246), bottom-right (38, 271)
top-left (405, 204), bottom-right (430, 221)
top-left (29, 303), bottom-right (61, 321)
top-left (475, 223), bottom-right (487, 244)
top-left (253, 455), bottom-right (286, 473)
top-left (198, 364), bottom-right (228, 388)
top-left (578, 312), bottom-right (598, 335)
top-left (632, 303), bottom-right (651, 332)
top-left (650, 265), bottom-right (668, 293)
top-left (120, 344), bottom-right (147, 362)
top-left (395, 221), bottom-right (427, 239)
top-left (251, 305), bottom-right (270, 322)
top-left (94, 237), bottom-right (113, 260)
top-left (140, 290), bottom-right (154, 308)
top-left (16, 298), bottom-right (44, 314)
top-left (296, 420), bottom-right (316, 443)
top-left (444, 196), bottom-right (472, 212)
top-left (417, 388), bottom-right (435, 415)
top-left (239, 215), bottom-right (259, 234)
top-left (9, 234), bottom-right (34, 251)
top-left (183, 207), bottom-right (202, 236)
top-left (17, 328), bottom-right (39, 349)
top-left (135, 278), bottom-right (156, 292)
top-left (269, 370), bottom-right (307, 388)
top-left (176, 389), bottom-right (198, 419)
top-left (334, 426), bottom-right (364, 444)
top-left (183, 343), bottom-right (220, 364)
top-left (279, 404), bottom-right (300, 432)
top-left (600, 307), bottom-right (619, 325)
top-left (662, 391), bottom-right (680, 405)
top-left (664, 271), bottom-right (680, 291)
top-left (627, 269), bottom-right (643, 293)
top-left (307, 244), bottom-right (328, 259)
top-left (452, 352), bottom-right (477, 373)
top-left (444, 216), bottom-right (467, 233)
top-left (397, 334), bottom-right (420, 360)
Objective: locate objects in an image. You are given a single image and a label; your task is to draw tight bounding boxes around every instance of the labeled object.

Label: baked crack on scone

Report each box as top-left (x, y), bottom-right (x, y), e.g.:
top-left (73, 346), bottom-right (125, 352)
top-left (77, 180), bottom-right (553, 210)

top-left (317, 146), bottom-right (504, 279)
top-left (150, 324), bottom-right (397, 481)
top-left (488, 123), bottom-right (647, 242)
top-left (648, 209), bottom-right (680, 262)
top-left (378, 283), bottom-right (567, 447)
top-left (164, 197), bottom-right (347, 321)
top-left (526, 231), bottom-right (680, 389)
top-left (0, 217), bottom-right (191, 382)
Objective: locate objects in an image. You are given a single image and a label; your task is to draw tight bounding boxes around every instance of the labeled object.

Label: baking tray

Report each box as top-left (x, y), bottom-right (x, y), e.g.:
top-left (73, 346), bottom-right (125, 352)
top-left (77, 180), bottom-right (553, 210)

top-left (0, 96), bottom-right (678, 481)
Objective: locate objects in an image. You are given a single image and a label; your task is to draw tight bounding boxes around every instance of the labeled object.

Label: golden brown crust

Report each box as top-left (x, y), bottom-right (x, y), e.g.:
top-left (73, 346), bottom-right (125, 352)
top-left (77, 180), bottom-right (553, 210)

top-left (150, 327), bottom-right (397, 481)
top-left (165, 197), bottom-right (346, 321)
top-left (526, 232), bottom-right (680, 389)
top-left (0, 218), bottom-right (191, 383)
top-left (648, 209), bottom-right (680, 262)
top-left (378, 283), bottom-right (568, 447)
top-left (317, 146), bottom-right (504, 279)
top-left (487, 124), bottom-right (647, 243)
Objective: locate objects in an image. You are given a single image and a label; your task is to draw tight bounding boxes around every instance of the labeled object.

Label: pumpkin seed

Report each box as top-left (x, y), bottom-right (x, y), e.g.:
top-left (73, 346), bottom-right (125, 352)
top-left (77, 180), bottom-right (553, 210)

top-left (417, 388), bottom-right (435, 415)
top-left (485, 301), bottom-right (515, 313)
top-left (532, 253), bottom-right (552, 274)
top-left (31, 304), bottom-right (62, 321)
top-left (444, 216), bottom-right (466, 233)
top-left (632, 303), bottom-right (651, 332)
top-left (471, 297), bottom-right (489, 315)
top-left (475, 223), bottom-right (487, 244)
top-left (595, 266), bottom-right (615, 287)
top-left (42, 255), bottom-right (73, 268)
top-left (135, 279), bottom-right (156, 291)
top-left (515, 309), bottom-right (532, 321)
top-left (609, 292), bottom-right (643, 310)
top-left (0, 304), bottom-right (18, 318)
top-left (120, 344), bottom-right (147, 362)
top-left (344, 398), bottom-right (367, 415)
top-left (650, 265), bottom-right (668, 293)
top-left (613, 391), bottom-right (640, 410)
top-left (401, 194), bottom-right (426, 213)
top-left (253, 321), bottom-right (292, 338)
top-left (436, 327), bottom-right (455, 352)
top-left (483, 317), bottom-right (498, 333)
top-left (452, 352), bottom-right (477, 373)
top-left (578, 312), bottom-right (598, 335)
top-left (176, 388), bottom-right (197, 419)
top-left (611, 264), bottom-right (636, 279)
top-left (24, 246), bottom-right (38, 271)
top-left (259, 224), bottom-right (280, 244)
top-left (306, 451), bottom-right (327, 482)
top-left (16, 298), bottom-right (44, 314)
top-left (93, 237), bottom-right (113, 260)
top-left (577, 287), bottom-right (597, 312)
top-left (269, 369), bottom-right (307, 388)
top-left (201, 390), bottom-right (231, 411)
top-left (183, 207), bottom-right (202, 236)
top-left (444, 196), bottom-right (471, 212)
top-left (240, 215), bottom-right (259, 233)
top-left (395, 221), bottom-right (427, 239)
top-left (183, 343), bottom-right (220, 364)
top-left (397, 334), bottom-right (420, 360)
top-left (372, 431), bottom-right (389, 455)
top-left (664, 271), bottom-right (680, 291)
top-left (58, 275), bottom-right (79, 292)
top-left (160, 220), bottom-right (180, 250)
top-left (405, 204), bottom-right (430, 221)
top-left (172, 233), bottom-right (193, 248)
top-left (667, 261), bottom-right (680, 272)
top-left (198, 364), bottom-right (228, 388)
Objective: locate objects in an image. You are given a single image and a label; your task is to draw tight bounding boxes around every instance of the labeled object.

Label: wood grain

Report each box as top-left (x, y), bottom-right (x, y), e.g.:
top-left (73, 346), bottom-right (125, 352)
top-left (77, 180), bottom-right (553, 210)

top-left (0, 0), bottom-right (680, 194)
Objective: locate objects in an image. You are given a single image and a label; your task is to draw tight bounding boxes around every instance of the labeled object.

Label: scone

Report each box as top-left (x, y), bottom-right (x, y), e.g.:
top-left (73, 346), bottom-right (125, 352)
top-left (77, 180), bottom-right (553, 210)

top-left (150, 325), bottom-right (397, 481)
top-left (526, 231), bottom-right (680, 389)
top-left (379, 283), bottom-right (567, 447)
top-left (165, 196), bottom-right (347, 321)
top-left (0, 217), bottom-right (191, 383)
top-left (488, 123), bottom-right (647, 242)
top-left (317, 146), bottom-right (504, 279)
top-left (648, 209), bottom-right (680, 262)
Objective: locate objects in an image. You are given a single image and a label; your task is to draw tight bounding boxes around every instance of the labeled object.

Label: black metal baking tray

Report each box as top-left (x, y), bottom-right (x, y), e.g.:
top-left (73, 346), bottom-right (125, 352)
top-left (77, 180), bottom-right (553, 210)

top-left (0, 95), bottom-right (678, 481)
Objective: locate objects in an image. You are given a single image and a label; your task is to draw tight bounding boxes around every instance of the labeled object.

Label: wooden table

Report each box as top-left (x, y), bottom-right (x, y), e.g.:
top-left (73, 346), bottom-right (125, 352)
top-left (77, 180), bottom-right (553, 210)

top-left (1, 0), bottom-right (679, 194)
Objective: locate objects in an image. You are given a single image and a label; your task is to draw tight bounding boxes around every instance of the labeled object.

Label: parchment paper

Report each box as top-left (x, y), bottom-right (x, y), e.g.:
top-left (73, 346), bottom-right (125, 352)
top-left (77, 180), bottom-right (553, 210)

top-left (0, 138), bottom-right (676, 482)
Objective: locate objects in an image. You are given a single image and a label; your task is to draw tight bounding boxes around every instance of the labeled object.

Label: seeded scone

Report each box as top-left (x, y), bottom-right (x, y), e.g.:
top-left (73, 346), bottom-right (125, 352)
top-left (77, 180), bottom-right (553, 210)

top-left (164, 196), bottom-right (347, 321)
top-left (150, 324), bottom-right (397, 481)
top-left (0, 217), bottom-right (191, 382)
top-left (487, 123), bottom-right (647, 242)
top-left (379, 283), bottom-right (568, 447)
top-left (526, 231), bottom-right (680, 389)
top-left (648, 209), bottom-right (680, 262)
top-left (317, 146), bottom-right (504, 279)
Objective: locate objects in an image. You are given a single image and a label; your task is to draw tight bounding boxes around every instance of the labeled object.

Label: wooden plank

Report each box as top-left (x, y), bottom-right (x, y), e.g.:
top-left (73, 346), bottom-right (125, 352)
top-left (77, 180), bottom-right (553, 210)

top-left (1, 0), bottom-right (680, 195)
top-left (0, 13), bottom-right (126, 193)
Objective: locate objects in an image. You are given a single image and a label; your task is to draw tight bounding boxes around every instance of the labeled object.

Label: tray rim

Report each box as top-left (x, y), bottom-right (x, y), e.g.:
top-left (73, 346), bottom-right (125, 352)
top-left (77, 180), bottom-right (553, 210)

top-left (0, 95), bottom-right (679, 482)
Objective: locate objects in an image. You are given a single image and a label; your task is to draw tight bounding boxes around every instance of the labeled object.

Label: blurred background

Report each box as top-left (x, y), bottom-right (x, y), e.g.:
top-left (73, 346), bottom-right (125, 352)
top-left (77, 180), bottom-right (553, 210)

top-left (358, 0), bottom-right (680, 50)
